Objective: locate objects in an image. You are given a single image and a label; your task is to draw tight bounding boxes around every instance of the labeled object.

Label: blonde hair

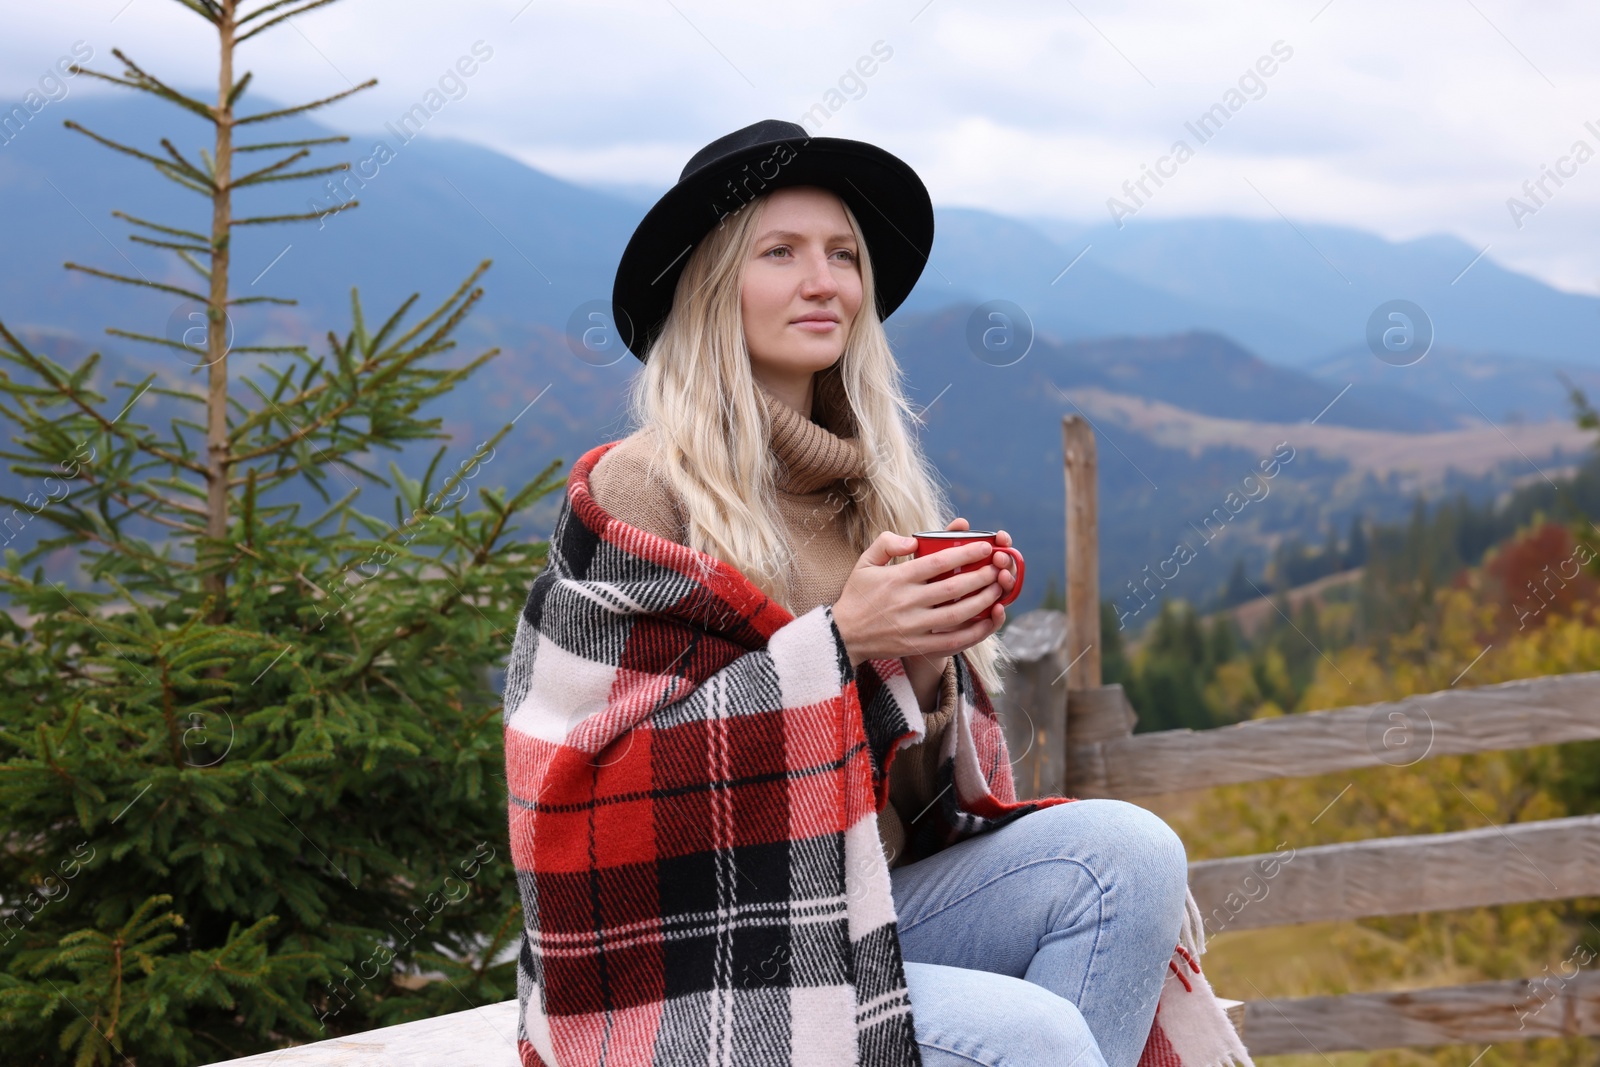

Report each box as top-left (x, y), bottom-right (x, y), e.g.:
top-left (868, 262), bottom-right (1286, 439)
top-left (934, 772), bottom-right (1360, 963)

top-left (621, 187), bottom-right (1013, 698)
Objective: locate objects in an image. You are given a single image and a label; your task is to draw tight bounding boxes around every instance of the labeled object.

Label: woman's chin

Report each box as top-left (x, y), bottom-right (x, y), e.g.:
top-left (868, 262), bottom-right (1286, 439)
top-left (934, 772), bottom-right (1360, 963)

top-left (777, 340), bottom-right (847, 368)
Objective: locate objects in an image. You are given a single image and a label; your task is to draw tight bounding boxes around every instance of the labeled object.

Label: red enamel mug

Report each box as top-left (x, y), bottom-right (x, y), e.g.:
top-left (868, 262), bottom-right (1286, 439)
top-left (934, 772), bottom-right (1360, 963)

top-left (911, 529), bottom-right (1026, 625)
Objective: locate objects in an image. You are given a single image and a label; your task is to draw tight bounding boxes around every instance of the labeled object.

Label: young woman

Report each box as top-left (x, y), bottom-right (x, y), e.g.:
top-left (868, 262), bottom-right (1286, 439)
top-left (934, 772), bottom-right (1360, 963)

top-left (504, 120), bottom-right (1245, 1067)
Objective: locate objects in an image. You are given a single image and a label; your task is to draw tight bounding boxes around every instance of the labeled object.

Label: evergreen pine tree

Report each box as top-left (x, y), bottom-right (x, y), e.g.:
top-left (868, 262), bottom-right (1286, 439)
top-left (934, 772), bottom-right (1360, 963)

top-left (1344, 512), bottom-right (1368, 568)
top-left (1098, 599), bottom-right (1129, 684)
top-left (1039, 573), bottom-right (1066, 612)
top-left (1220, 557), bottom-right (1253, 608)
top-left (0, 3), bottom-right (559, 1062)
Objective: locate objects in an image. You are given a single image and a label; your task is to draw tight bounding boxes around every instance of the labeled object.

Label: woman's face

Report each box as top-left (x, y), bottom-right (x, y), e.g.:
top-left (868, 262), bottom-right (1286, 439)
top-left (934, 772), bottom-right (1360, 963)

top-left (740, 186), bottom-right (863, 388)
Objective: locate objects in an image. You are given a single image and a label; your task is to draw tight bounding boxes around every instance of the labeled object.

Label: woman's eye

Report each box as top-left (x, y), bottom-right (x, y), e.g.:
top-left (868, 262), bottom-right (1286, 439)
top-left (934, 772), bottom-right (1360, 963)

top-left (762, 246), bottom-right (856, 261)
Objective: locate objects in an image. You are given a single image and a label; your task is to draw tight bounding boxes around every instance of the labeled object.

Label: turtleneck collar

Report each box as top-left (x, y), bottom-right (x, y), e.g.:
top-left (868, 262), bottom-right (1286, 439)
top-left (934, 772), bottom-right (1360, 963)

top-left (755, 376), bottom-right (865, 495)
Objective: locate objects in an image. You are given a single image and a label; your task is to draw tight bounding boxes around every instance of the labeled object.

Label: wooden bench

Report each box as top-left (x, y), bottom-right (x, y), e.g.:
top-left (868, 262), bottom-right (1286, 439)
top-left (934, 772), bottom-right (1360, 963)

top-left (209, 999), bottom-right (520, 1065)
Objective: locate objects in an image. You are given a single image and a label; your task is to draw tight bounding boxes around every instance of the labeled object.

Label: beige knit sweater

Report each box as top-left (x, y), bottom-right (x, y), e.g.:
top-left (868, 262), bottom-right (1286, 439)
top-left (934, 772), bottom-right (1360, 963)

top-left (587, 374), bottom-right (958, 869)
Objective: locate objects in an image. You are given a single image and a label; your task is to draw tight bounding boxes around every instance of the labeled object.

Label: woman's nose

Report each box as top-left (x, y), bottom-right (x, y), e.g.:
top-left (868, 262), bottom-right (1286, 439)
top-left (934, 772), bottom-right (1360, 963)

top-left (798, 251), bottom-right (839, 297)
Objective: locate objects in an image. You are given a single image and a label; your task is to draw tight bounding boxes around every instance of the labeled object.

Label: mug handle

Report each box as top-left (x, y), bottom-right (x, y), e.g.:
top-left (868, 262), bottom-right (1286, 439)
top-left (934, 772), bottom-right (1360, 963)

top-left (994, 547), bottom-right (1026, 606)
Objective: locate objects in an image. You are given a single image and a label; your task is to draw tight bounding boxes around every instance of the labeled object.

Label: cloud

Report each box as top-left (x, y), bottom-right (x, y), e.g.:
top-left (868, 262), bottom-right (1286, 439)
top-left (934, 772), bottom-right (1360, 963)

top-left (5, 0), bottom-right (1597, 291)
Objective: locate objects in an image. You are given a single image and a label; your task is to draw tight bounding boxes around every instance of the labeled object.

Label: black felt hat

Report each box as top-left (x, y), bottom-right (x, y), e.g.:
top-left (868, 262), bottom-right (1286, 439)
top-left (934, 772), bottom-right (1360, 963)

top-left (610, 119), bottom-right (934, 363)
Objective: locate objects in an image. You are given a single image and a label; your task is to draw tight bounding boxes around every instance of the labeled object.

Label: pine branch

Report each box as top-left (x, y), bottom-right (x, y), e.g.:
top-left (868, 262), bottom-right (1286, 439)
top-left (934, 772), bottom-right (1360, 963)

top-left (107, 48), bottom-right (217, 122)
top-left (232, 146), bottom-right (311, 185)
top-left (62, 52), bottom-right (213, 127)
top-left (226, 272), bottom-right (499, 477)
top-left (237, 0), bottom-right (343, 43)
top-left (138, 384), bottom-right (210, 409)
top-left (104, 327), bottom-right (210, 353)
top-left (227, 456), bottom-right (374, 494)
top-left (62, 120), bottom-right (212, 187)
top-left (28, 523), bottom-right (200, 577)
top-left (383, 261), bottom-right (493, 354)
top-left (238, 0), bottom-right (315, 26)
top-left (234, 202), bottom-right (356, 226)
top-left (0, 470), bottom-right (210, 527)
top-left (330, 465), bottom-right (556, 687)
top-left (153, 162), bottom-right (218, 197)
top-left (228, 361), bottom-right (388, 471)
top-left (158, 137), bottom-right (212, 184)
top-left (465, 455), bottom-right (555, 569)
top-left (236, 161), bottom-right (352, 188)
top-left (237, 133), bottom-right (349, 152)
top-left (226, 295), bottom-right (464, 456)
top-left (169, 0), bottom-right (224, 22)
top-left (228, 70), bottom-right (254, 108)
top-left (367, 294), bottom-right (421, 352)
top-left (236, 79), bottom-right (377, 125)
top-left (65, 63), bottom-right (167, 98)
top-left (127, 234), bottom-right (213, 254)
top-left (62, 263), bottom-right (207, 303)
top-left (228, 295), bottom-right (298, 306)
top-left (173, 248), bottom-right (212, 281)
top-left (111, 211), bottom-right (207, 243)
top-left (0, 324), bottom-right (207, 477)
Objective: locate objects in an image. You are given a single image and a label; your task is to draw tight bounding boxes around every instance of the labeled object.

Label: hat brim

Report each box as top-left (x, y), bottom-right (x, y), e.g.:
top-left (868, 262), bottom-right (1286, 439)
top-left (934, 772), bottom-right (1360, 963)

top-left (611, 134), bottom-right (934, 362)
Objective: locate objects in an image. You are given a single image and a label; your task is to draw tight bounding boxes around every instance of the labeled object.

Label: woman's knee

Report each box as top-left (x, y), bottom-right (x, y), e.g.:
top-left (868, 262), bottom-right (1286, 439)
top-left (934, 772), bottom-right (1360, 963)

top-left (1030, 799), bottom-right (1189, 896)
top-left (905, 962), bottom-right (1108, 1067)
top-left (1102, 799), bottom-right (1186, 876)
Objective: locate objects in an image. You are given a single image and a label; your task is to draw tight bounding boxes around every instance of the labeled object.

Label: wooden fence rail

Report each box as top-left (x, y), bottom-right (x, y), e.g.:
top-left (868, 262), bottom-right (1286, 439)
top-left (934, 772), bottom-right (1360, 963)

top-left (1064, 672), bottom-right (1600, 798)
top-left (1188, 814), bottom-right (1600, 934)
top-left (1246, 971), bottom-right (1600, 1054)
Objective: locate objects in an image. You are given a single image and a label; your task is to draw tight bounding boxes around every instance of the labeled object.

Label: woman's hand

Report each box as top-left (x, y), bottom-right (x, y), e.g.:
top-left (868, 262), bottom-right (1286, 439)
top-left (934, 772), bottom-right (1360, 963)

top-left (900, 519), bottom-right (1016, 708)
top-left (832, 519), bottom-right (1017, 670)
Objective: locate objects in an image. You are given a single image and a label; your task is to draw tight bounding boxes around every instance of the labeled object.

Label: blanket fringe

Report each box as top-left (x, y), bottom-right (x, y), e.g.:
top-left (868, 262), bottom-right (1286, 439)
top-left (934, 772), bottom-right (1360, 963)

top-left (1179, 885), bottom-right (1207, 959)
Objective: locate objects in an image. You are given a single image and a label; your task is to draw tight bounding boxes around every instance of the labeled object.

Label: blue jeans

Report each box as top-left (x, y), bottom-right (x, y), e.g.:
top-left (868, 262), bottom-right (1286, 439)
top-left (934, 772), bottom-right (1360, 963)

top-left (890, 799), bottom-right (1190, 1067)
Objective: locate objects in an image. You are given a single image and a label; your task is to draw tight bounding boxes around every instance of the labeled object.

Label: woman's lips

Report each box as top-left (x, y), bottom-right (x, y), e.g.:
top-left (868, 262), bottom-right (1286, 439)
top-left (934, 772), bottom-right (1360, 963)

top-left (790, 319), bottom-right (839, 332)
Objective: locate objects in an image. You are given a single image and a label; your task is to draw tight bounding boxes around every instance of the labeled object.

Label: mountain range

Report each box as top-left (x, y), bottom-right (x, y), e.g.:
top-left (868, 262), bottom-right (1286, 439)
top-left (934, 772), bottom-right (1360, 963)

top-left (3, 89), bottom-right (1596, 621)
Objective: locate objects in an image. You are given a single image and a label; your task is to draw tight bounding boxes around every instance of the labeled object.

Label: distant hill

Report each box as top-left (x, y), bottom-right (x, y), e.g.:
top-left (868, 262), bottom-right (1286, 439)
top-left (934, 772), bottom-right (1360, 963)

top-left (1309, 345), bottom-right (1600, 426)
top-left (878, 310), bottom-right (1591, 623)
top-left (1023, 214), bottom-right (1600, 369)
top-left (1007, 326), bottom-right (1462, 431)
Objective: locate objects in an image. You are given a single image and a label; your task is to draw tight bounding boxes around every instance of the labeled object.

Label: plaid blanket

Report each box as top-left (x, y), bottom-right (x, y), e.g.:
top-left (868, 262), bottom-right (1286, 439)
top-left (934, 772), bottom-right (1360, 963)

top-left (502, 440), bottom-right (1254, 1067)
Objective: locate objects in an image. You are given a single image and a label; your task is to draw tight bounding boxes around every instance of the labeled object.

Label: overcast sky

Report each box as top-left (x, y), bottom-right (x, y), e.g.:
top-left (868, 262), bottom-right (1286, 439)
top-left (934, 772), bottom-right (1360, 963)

top-left (7, 0), bottom-right (1598, 294)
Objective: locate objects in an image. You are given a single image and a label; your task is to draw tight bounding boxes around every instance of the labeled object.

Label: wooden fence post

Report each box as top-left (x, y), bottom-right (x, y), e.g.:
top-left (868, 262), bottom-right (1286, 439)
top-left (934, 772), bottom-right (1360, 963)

top-left (1066, 683), bottom-right (1138, 793)
top-left (1062, 415), bottom-right (1100, 689)
top-left (992, 610), bottom-right (1069, 799)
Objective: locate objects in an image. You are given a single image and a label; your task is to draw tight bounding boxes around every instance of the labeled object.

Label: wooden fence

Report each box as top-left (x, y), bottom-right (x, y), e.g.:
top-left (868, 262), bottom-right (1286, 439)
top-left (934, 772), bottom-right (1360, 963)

top-left (986, 414), bottom-right (1600, 1056)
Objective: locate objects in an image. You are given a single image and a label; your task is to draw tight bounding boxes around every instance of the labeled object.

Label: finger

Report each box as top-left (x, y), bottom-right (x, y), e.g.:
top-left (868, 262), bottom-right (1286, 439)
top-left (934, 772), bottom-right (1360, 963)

top-left (911, 539), bottom-right (993, 581)
top-left (931, 604), bottom-right (1004, 651)
top-left (947, 517), bottom-right (969, 531)
top-left (921, 562), bottom-right (1000, 605)
top-left (923, 578), bottom-right (1004, 629)
top-left (861, 530), bottom-right (917, 566)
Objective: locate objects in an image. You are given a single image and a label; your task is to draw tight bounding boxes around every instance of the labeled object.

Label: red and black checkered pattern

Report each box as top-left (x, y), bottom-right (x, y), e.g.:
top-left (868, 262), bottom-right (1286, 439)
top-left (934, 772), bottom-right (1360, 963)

top-left (501, 440), bottom-right (1075, 1067)
top-left (502, 440), bottom-right (1252, 1067)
